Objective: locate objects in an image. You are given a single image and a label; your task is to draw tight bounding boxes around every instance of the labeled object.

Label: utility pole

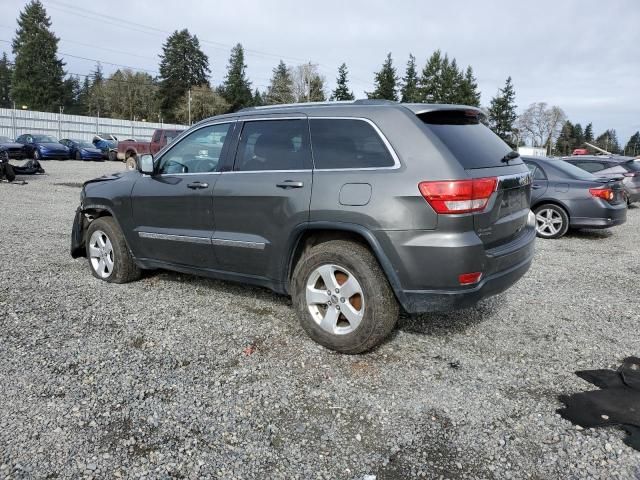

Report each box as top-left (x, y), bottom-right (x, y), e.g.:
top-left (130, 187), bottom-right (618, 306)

top-left (188, 88), bottom-right (192, 126)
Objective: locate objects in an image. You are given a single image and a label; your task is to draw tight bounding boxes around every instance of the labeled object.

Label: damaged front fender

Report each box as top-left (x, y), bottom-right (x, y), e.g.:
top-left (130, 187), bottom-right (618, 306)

top-left (70, 207), bottom-right (87, 258)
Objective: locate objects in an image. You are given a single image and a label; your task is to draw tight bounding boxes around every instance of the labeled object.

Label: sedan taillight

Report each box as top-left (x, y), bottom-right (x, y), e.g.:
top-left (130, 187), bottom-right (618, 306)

top-left (418, 177), bottom-right (498, 214)
top-left (589, 187), bottom-right (615, 201)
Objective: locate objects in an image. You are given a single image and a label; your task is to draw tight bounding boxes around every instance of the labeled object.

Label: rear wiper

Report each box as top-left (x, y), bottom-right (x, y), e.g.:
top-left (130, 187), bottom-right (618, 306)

top-left (501, 151), bottom-right (520, 163)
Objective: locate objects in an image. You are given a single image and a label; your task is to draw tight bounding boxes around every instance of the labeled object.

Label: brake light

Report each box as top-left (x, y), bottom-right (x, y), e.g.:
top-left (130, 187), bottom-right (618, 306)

top-left (418, 177), bottom-right (498, 214)
top-left (589, 187), bottom-right (614, 201)
top-left (459, 272), bottom-right (483, 285)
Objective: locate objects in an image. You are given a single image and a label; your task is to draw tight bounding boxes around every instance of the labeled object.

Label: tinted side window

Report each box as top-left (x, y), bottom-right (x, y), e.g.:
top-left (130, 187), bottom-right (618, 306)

top-left (309, 119), bottom-right (394, 169)
top-left (234, 119), bottom-right (310, 171)
top-left (599, 165), bottom-right (627, 174)
top-left (158, 123), bottom-right (231, 174)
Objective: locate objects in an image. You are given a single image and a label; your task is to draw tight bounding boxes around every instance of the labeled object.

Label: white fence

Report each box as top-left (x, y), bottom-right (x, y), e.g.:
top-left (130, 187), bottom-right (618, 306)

top-left (0, 108), bottom-right (186, 142)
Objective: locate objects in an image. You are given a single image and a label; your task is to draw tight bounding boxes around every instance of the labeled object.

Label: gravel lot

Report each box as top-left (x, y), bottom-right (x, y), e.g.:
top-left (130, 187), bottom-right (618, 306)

top-left (1, 160), bottom-right (639, 479)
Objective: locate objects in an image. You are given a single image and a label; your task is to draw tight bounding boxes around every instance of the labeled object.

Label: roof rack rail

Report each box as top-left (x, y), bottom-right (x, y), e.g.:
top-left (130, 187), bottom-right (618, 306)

top-left (352, 99), bottom-right (398, 105)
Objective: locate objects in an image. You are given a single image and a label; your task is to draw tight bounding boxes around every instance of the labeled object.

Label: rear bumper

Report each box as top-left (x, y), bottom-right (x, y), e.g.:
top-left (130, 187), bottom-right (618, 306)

top-left (400, 253), bottom-right (533, 313)
top-left (376, 212), bottom-right (536, 314)
top-left (570, 204), bottom-right (627, 229)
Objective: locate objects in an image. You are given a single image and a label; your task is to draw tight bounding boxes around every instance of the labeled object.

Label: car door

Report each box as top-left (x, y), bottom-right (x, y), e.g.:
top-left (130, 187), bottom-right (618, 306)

top-left (130, 121), bottom-right (235, 268)
top-left (211, 116), bottom-right (312, 282)
top-left (526, 162), bottom-right (548, 203)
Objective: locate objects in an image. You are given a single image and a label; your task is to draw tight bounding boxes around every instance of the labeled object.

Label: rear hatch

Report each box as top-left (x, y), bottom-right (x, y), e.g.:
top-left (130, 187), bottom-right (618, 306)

top-left (419, 109), bottom-right (531, 249)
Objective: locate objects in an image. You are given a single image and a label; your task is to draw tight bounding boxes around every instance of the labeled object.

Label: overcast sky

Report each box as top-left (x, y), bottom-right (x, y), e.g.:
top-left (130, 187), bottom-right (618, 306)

top-left (1, 0), bottom-right (639, 145)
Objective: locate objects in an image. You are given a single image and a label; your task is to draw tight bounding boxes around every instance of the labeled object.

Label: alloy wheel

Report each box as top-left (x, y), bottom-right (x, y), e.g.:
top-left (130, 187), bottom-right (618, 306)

top-left (88, 230), bottom-right (114, 279)
top-left (305, 264), bottom-right (364, 335)
top-left (535, 208), bottom-right (563, 237)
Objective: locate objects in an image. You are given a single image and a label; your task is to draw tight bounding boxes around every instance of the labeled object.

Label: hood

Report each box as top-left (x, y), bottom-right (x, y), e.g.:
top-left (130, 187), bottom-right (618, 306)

top-left (0, 142), bottom-right (23, 149)
top-left (83, 171), bottom-right (128, 188)
top-left (38, 142), bottom-right (68, 150)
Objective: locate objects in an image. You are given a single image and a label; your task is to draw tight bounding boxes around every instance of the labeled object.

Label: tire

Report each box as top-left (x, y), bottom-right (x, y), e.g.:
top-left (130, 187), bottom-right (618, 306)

top-left (108, 150), bottom-right (117, 162)
top-left (125, 156), bottom-right (137, 170)
top-left (85, 216), bottom-right (141, 283)
top-left (291, 240), bottom-right (399, 354)
top-left (534, 203), bottom-right (569, 239)
top-left (75, 151), bottom-right (82, 161)
top-left (4, 163), bottom-right (15, 182)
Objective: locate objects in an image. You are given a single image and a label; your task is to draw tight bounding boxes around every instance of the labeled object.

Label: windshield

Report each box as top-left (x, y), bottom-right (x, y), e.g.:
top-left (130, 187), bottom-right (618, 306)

top-left (77, 141), bottom-right (95, 148)
top-left (33, 135), bottom-right (58, 143)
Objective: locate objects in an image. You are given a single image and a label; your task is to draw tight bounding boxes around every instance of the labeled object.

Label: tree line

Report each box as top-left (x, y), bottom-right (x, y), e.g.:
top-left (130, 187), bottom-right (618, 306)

top-left (0, 1), bottom-right (637, 156)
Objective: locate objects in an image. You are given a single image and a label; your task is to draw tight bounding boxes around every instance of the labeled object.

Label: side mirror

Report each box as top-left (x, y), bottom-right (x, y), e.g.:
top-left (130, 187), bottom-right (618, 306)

top-left (139, 154), bottom-right (154, 174)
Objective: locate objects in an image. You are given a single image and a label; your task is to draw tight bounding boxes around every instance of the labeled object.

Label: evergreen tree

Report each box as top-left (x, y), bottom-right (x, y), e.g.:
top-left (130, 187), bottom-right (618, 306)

top-left (331, 63), bottom-right (354, 101)
top-left (0, 52), bottom-right (12, 108)
top-left (418, 50), bottom-right (443, 102)
top-left (103, 69), bottom-right (158, 121)
top-left (366, 53), bottom-right (398, 101)
top-left (61, 75), bottom-right (82, 114)
top-left (573, 123), bottom-right (584, 148)
top-left (487, 76), bottom-right (518, 147)
top-left (555, 120), bottom-right (575, 156)
top-left (595, 129), bottom-right (620, 154)
top-left (458, 66), bottom-right (481, 106)
top-left (252, 88), bottom-right (264, 106)
top-left (624, 131), bottom-right (640, 156)
top-left (158, 29), bottom-right (210, 121)
top-left (584, 123), bottom-right (594, 142)
top-left (219, 43), bottom-right (252, 113)
top-left (86, 63), bottom-right (105, 116)
top-left (308, 74), bottom-right (326, 102)
top-left (11, 0), bottom-right (66, 111)
top-left (265, 60), bottom-right (295, 104)
top-left (438, 56), bottom-right (463, 103)
top-left (400, 54), bottom-right (420, 103)
top-left (76, 76), bottom-right (91, 115)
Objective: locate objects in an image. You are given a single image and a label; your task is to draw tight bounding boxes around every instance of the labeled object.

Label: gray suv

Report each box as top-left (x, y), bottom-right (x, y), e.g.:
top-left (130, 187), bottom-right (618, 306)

top-left (71, 101), bottom-right (536, 353)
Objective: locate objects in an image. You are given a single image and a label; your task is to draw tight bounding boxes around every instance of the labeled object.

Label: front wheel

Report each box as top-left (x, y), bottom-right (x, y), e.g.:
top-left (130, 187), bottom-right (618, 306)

top-left (125, 156), bottom-right (137, 170)
top-left (534, 204), bottom-right (569, 239)
top-left (108, 150), bottom-right (117, 162)
top-left (75, 151), bottom-right (82, 161)
top-left (85, 217), bottom-right (141, 283)
top-left (291, 240), bottom-right (398, 354)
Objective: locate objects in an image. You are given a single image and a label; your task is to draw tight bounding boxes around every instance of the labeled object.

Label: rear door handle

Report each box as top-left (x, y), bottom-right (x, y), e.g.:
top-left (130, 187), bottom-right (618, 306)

top-left (276, 180), bottom-right (304, 189)
top-left (187, 181), bottom-right (209, 189)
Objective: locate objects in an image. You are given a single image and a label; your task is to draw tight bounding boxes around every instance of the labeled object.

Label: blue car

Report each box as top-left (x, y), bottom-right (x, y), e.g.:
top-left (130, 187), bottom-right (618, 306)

top-left (60, 139), bottom-right (105, 161)
top-left (15, 133), bottom-right (70, 160)
top-left (92, 134), bottom-right (119, 160)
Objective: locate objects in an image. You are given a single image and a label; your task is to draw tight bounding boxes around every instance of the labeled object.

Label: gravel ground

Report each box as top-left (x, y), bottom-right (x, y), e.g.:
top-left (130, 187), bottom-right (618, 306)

top-left (1, 160), bottom-right (639, 480)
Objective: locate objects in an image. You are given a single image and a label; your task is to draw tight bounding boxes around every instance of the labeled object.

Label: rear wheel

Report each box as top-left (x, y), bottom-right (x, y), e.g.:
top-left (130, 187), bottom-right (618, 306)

top-left (108, 150), bottom-right (117, 162)
top-left (85, 217), bottom-right (141, 283)
top-left (534, 204), bottom-right (569, 239)
top-left (291, 240), bottom-right (398, 354)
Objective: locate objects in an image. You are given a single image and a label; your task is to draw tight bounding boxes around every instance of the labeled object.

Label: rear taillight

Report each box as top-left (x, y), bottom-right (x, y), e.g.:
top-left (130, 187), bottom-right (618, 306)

top-left (623, 172), bottom-right (638, 177)
top-left (589, 187), bottom-right (615, 201)
top-left (418, 177), bottom-right (498, 214)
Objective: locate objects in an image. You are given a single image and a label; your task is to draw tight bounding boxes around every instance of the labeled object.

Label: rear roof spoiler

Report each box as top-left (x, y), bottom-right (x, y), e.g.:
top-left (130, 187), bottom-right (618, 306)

top-left (402, 104), bottom-right (484, 115)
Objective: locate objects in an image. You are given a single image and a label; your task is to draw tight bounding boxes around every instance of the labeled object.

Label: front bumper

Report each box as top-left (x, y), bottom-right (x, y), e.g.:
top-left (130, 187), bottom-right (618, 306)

top-left (81, 152), bottom-right (105, 161)
top-left (41, 151), bottom-right (69, 160)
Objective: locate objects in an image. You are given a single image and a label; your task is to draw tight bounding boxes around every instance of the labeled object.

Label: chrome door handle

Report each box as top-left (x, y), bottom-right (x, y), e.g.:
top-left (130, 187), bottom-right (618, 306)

top-left (187, 181), bottom-right (209, 189)
top-left (276, 180), bottom-right (304, 189)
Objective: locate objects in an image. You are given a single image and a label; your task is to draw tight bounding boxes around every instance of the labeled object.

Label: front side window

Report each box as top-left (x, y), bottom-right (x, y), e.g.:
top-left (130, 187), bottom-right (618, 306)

top-left (234, 119), bottom-right (311, 171)
top-left (158, 123), bottom-right (231, 175)
top-left (310, 119), bottom-right (395, 169)
top-left (526, 162), bottom-right (546, 180)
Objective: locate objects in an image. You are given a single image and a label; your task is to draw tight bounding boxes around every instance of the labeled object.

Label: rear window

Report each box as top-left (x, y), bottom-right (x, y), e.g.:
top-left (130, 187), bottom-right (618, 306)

top-left (624, 160), bottom-right (640, 172)
top-left (309, 119), bottom-right (395, 169)
top-left (551, 160), bottom-right (597, 181)
top-left (419, 110), bottom-right (520, 169)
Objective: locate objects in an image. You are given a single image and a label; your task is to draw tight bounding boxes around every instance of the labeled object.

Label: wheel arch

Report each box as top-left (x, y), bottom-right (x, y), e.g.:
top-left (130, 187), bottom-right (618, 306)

top-left (283, 222), bottom-right (407, 306)
top-left (75, 205), bottom-right (135, 259)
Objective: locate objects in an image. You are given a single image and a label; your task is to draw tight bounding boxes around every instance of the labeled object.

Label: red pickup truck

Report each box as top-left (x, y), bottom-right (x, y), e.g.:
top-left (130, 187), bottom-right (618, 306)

top-left (117, 129), bottom-right (184, 169)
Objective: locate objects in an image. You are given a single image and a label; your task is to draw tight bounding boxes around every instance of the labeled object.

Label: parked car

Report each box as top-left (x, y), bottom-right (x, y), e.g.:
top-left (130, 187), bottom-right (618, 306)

top-left (0, 135), bottom-right (27, 159)
top-left (15, 134), bottom-right (70, 160)
top-left (562, 155), bottom-right (640, 205)
top-left (71, 101), bottom-right (536, 353)
top-left (92, 134), bottom-right (119, 161)
top-left (572, 148), bottom-right (589, 155)
top-left (522, 156), bottom-right (627, 238)
top-left (117, 129), bottom-right (184, 170)
top-left (60, 139), bottom-right (105, 161)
